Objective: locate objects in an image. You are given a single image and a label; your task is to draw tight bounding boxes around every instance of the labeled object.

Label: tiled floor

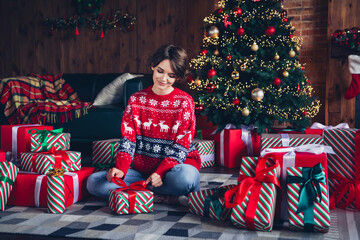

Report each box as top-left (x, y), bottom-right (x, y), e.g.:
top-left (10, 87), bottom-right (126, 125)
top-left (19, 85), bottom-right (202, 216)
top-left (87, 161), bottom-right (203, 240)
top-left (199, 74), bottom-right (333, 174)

top-left (0, 166), bottom-right (359, 240)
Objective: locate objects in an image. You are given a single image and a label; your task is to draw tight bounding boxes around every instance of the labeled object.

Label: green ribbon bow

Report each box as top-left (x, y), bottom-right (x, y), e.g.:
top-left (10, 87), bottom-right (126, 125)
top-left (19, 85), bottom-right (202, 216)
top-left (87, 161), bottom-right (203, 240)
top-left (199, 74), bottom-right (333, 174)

top-left (287, 163), bottom-right (326, 231)
top-left (28, 128), bottom-right (63, 151)
top-left (0, 176), bottom-right (15, 185)
top-left (203, 187), bottom-right (227, 219)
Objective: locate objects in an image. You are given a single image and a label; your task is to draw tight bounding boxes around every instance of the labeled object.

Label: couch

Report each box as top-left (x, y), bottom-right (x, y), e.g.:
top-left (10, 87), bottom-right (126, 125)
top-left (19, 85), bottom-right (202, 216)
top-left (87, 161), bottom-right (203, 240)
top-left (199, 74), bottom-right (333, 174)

top-left (0, 73), bottom-right (153, 160)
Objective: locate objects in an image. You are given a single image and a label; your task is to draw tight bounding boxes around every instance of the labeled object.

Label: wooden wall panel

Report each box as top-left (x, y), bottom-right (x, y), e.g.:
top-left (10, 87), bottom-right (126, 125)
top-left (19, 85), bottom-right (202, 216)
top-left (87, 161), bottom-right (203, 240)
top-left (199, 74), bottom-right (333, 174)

top-left (327, 0), bottom-right (360, 127)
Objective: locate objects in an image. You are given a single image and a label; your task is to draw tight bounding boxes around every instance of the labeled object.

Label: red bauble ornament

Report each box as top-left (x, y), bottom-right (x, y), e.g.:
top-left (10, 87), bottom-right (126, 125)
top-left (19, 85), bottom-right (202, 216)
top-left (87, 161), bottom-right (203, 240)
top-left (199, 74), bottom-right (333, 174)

top-left (216, 8), bottom-right (223, 14)
top-left (195, 104), bottom-right (204, 114)
top-left (283, 18), bottom-right (288, 22)
top-left (301, 66), bottom-right (305, 71)
top-left (297, 83), bottom-right (300, 91)
top-left (187, 75), bottom-right (194, 83)
top-left (207, 69), bottom-right (217, 79)
top-left (237, 28), bottom-right (245, 36)
top-left (265, 26), bottom-right (275, 36)
top-left (206, 83), bottom-right (216, 93)
top-left (303, 110), bottom-right (307, 116)
top-left (289, 34), bottom-right (293, 39)
top-left (274, 78), bottom-right (281, 86)
top-left (233, 7), bottom-right (242, 16)
top-left (226, 54), bottom-right (232, 60)
top-left (201, 49), bottom-right (208, 56)
top-left (233, 98), bottom-right (240, 105)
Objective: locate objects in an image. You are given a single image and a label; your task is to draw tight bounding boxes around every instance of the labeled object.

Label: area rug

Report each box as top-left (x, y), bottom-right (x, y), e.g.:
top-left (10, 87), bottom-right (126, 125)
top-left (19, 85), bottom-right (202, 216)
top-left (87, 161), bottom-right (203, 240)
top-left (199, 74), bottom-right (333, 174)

top-left (0, 172), bottom-right (359, 240)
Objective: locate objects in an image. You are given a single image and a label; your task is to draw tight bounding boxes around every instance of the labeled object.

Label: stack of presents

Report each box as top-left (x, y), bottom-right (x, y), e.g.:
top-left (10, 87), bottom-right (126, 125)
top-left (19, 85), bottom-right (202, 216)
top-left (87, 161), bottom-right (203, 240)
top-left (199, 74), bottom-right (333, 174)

top-left (1, 122), bottom-right (359, 233)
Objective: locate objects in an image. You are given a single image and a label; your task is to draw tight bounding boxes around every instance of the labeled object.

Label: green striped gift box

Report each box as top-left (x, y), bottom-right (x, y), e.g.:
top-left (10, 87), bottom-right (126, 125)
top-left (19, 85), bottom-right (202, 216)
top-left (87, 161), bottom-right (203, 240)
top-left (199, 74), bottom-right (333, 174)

top-left (109, 189), bottom-right (153, 214)
top-left (31, 133), bottom-right (70, 152)
top-left (231, 156), bottom-right (280, 231)
top-left (188, 185), bottom-right (236, 221)
top-left (47, 175), bottom-right (66, 214)
top-left (193, 139), bottom-right (215, 169)
top-left (323, 128), bottom-right (358, 209)
top-left (260, 134), bottom-right (324, 151)
top-left (20, 151), bottom-right (81, 174)
top-left (92, 139), bottom-right (119, 171)
top-left (287, 165), bottom-right (330, 232)
top-left (0, 161), bottom-right (19, 211)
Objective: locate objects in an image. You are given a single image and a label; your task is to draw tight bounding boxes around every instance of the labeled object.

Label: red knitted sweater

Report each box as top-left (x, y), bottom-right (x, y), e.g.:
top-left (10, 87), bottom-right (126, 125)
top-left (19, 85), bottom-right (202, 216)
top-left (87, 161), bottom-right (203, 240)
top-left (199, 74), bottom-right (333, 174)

top-left (115, 86), bottom-right (201, 178)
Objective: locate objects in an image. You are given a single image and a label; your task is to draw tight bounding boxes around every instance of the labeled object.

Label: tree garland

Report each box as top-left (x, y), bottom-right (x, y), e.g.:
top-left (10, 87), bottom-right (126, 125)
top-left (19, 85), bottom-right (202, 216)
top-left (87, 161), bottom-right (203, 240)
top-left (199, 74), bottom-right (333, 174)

top-left (331, 27), bottom-right (360, 51)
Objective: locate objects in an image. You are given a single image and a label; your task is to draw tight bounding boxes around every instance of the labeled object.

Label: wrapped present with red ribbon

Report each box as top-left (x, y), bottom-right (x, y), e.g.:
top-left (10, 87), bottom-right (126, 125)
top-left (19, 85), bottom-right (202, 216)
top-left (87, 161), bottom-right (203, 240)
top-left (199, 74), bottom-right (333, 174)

top-left (287, 163), bottom-right (331, 232)
top-left (7, 167), bottom-right (94, 207)
top-left (225, 155), bottom-right (281, 231)
top-left (109, 177), bottom-right (153, 214)
top-left (188, 184), bottom-right (236, 221)
top-left (304, 122), bottom-right (350, 136)
top-left (192, 139), bottom-right (215, 168)
top-left (1, 124), bottom-right (53, 162)
top-left (323, 128), bottom-right (360, 211)
top-left (0, 161), bottom-right (19, 210)
top-left (20, 150), bottom-right (81, 175)
top-left (260, 144), bottom-right (334, 221)
top-left (92, 139), bottom-right (119, 171)
top-left (29, 128), bottom-right (70, 153)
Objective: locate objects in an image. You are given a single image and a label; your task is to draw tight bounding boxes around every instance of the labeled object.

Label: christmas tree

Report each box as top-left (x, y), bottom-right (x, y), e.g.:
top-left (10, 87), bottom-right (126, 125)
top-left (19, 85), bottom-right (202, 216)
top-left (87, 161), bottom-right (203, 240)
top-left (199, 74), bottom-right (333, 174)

top-left (188, 0), bottom-right (320, 133)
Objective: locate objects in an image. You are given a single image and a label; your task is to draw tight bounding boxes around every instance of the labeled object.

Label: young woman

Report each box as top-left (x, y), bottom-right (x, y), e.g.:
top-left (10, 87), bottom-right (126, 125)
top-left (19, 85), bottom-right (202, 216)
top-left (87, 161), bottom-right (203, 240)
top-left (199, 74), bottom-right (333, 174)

top-left (87, 45), bottom-right (201, 203)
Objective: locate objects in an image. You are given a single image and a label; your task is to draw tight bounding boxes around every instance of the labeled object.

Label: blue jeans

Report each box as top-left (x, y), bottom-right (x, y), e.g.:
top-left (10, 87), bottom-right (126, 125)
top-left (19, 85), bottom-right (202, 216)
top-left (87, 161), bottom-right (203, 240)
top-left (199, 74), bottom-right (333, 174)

top-left (86, 164), bottom-right (200, 199)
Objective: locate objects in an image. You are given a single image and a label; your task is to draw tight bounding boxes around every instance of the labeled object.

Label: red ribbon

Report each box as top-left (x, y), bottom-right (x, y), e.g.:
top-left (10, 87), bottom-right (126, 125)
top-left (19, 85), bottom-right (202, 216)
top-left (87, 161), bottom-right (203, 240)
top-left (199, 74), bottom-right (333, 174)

top-left (31, 149), bottom-right (72, 172)
top-left (224, 156), bottom-right (281, 229)
top-left (329, 130), bottom-right (360, 211)
top-left (112, 177), bottom-right (149, 214)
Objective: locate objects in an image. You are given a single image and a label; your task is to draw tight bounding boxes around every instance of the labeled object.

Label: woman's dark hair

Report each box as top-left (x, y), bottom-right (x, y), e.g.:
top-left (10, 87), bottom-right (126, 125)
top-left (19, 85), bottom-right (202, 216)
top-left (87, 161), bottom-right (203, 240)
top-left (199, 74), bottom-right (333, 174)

top-left (148, 45), bottom-right (188, 81)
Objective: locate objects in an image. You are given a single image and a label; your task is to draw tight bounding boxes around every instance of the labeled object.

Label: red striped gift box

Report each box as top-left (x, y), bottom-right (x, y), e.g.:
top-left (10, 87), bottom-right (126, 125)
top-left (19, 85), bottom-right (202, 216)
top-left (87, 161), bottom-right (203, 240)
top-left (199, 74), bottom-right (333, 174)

top-left (193, 139), bottom-right (215, 168)
top-left (287, 164), bottom-right (331, 232)
top-left (261, 134), bottom-right (323, 151)
top-left (30, 132), bottom-right (70, 153)
top-left (0, 161), bottom-right (19, 210)
top-left (92, 139), bottom-right (119, 171)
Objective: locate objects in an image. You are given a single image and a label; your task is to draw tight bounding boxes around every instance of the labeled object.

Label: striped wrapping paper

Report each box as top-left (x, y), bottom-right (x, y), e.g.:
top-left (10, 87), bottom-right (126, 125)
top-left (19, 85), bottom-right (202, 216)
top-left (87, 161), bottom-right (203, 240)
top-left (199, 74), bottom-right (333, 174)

top-left (261, 134), bottom-right (323, 151)
top-left (193, 139), bottom-right (215, 168)
top-left (188, 184), bottom-right (236, 221)
top-left (31, 133), bottom-right (70, 153)
top-left (109, 189), bottom-right (153, 214)
top-left (21, 151), bottom-right (81, 174)
top-left (47, 175), bottom-right (66, 214)
top-left (230, 156), bottom-right (280, 231)
top-left (92, 139), bottom-right (119, 171)
top-left (0, 161), bottom-right (19, 211)
top-left (323, 128), bottom-right (359, 209)
top-left (287, 165), bottom-right (331, 232)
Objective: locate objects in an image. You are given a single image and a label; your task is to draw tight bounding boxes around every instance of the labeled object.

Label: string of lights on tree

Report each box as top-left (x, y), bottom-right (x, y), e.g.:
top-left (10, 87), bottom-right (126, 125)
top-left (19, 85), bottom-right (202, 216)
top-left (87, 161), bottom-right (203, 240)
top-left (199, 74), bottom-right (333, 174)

top-left (43, 0), bottom-right (136, 38)
top-left (188, 0), bottom-right (320, 133)
top-left (331, 27), bottom-right (360, 51)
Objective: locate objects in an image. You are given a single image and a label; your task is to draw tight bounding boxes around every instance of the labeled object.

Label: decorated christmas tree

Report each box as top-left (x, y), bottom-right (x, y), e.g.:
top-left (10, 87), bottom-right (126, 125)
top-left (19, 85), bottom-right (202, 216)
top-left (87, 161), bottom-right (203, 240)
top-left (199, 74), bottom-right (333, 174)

top-left (188, 0), bottom-right (320, 133)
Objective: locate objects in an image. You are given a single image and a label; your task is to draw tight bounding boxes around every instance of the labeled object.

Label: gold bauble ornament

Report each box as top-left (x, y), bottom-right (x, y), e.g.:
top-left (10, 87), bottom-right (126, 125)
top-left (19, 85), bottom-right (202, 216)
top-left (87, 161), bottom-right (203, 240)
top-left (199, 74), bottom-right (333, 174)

top-left (242, 108), bottom-right (250, 117)
top-left (194, 78), bottom-right (202, 86)
top-left (251, 42), bottom-right (259, 51)
top-left (214, 49), bottom-right (219, 56)
top-left (251, 88), bottom-right (264, 101)
top-left (283, 71), bottom-right (289, 77)
top-left (231, 70), bottom-right (240, 80)
top-left (289, 50), bottom-right (296, 58)
top-left (240, 64), bottom-right (247, 71)
top-left (274, 53), bottom-right (280, 60)
top-left (208, 26), bottom-right (219, 39)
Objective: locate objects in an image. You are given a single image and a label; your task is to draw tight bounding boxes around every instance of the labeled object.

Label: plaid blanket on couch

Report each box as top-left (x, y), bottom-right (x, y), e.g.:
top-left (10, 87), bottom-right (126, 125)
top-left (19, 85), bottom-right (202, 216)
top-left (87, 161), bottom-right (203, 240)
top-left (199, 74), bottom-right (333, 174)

top-left (0, 74), bottom-right (92, 124)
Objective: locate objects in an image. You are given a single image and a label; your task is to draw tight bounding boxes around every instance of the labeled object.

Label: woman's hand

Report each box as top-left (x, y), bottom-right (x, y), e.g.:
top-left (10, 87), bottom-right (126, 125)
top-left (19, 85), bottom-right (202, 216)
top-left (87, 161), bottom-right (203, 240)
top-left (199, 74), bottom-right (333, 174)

top-left (146, 173), bottom-right (163, 187)
top-left (106, 168), bottom-right (124, 182)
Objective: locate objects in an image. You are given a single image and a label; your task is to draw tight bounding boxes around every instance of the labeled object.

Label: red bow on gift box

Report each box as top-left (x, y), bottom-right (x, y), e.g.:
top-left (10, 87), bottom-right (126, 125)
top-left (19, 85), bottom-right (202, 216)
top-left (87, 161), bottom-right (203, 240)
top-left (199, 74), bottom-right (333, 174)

top-left (112, 177), bottom-right (149, 214)
top-left (224, 155), bottom-right (281, 230)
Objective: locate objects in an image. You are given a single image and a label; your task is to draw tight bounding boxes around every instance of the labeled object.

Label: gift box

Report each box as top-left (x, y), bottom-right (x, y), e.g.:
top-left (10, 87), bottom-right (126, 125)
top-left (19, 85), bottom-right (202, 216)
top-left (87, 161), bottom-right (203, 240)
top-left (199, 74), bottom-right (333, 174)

top-left (20, 150), bottom-right (81, 174)
top-left (0, 161), bottom-right (19, 210)
top-left (109, 178), bottom-right (153, 214)
top-left (92, 139), bottom-right (119, 171)
top-left (323, 128), bottom-right (360, 210)
top-left (260, 144), bottom-right (333, 221)
top-left (193, 139), bottom-right (215, 168)
top-left (47, 171), bottom-right (66, 214)
top-left (226, 156), bottom-right (280, 231)
top-left (260, 134), bottom-right (323, 151)
top-left (29, 128), bottom-right (70, 153)
top-left (7, 167), bottom-right (94, 207)
top-left (188, 184), bottom-right (236, 221)
top-left (0, 150), bottom-right (5, 162)
top-left (1, 124), bottom-right (53, 162)
top-left (304, 122), bottom-right (350, 136)
top-left (287, 163), bottom-right (331, 232)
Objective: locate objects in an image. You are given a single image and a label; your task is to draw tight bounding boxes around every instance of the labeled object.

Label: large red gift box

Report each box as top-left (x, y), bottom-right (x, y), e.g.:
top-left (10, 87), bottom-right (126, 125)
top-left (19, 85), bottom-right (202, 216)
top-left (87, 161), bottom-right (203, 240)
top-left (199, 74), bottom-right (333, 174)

top-left (7, 167), bottom-right (94, 207)
top-left (261, 145), bottom-right (332, 221)
top-left (1, 124), bottom-right (53, 161)
top-left (0, 150), bottom-right (5, 162)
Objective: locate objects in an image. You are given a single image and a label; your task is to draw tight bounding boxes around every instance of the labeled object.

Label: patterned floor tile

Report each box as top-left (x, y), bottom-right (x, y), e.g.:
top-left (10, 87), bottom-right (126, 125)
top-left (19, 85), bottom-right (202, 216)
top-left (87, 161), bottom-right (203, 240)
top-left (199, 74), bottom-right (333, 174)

top-left (90, 223), bottom-right (119, 231)
top-left (65, 221), bottom-right (91, 229)
top-left (191, 231), bottom-right (222, 239)
top-left (163, 228), bottom-right (189, 237)
top-left (0, 218), bottom-right (28, 224)
top-left (49, 227), bottom-right (84, 237)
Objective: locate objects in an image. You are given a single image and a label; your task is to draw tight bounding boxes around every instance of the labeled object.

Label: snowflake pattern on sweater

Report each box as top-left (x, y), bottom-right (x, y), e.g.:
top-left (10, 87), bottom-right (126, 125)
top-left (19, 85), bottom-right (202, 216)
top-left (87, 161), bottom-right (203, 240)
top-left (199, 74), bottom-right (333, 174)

top-left (115, 86), bottom-right (201, 178)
